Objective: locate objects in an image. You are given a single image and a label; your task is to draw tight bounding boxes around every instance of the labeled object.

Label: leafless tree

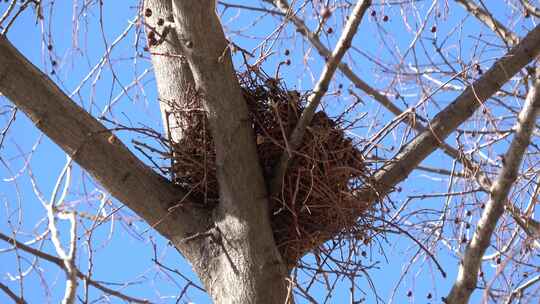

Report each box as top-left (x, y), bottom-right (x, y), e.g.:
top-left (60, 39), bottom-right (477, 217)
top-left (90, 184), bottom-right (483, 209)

top-left (1, 0), bottom-right (540, 303)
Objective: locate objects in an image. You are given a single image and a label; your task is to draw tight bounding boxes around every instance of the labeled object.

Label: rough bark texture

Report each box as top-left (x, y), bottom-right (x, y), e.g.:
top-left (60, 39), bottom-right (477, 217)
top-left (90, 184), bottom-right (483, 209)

top-left (145, 0), bottom-right (195, 143)
top-left (167, 1), bottom-right (290, 302)
top-left (0, 35), bottom-right (207, 241)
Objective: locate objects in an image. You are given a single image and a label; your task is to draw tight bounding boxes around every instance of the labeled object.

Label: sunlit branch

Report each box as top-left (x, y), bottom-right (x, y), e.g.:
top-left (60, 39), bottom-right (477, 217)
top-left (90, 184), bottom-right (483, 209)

top-left (446, 68), bottom-right (540, 304)
top-left (455, 0), bottom-right (519, 46)
top-left (270, 0), bottom-right (372, 197)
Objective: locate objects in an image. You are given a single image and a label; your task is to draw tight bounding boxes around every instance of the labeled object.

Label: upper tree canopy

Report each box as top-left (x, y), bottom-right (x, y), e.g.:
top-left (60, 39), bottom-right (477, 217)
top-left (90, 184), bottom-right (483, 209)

top-left (1, 1), bottom-right (540, 303)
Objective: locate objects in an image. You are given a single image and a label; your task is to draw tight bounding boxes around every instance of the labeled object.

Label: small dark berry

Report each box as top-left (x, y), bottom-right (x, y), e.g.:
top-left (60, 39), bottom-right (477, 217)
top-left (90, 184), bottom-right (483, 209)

top-left (285, 59), bottom-right (291, 65)
top-left (370, 11), bottom-right (376, 17)
top-left (47, 44), bottom-right (53, 51)
top-left (407, 290), bottom-right (412, 297)
top-left (431, 26), bottom-right (437, 33)
top-left (327, 27), bottom-right (333, 34)
top-left (284, 49), bottom-right (290, 56)
top-left (51, 60), bottom-right (57, 66)
top-left (383, 15), bottom-right (389, 22)
top-left (144, 8), bottom-right (152, 17)
top-left (157, 18), bottom-right (164, 26)
top-left (466, 210), bottom-right (472, 216)
top-left (427, 293), bottom-right (432, 299)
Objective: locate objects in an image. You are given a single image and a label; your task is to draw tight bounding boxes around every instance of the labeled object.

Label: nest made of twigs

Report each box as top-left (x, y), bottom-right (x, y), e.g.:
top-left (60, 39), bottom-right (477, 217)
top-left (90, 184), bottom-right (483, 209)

top-left (168, 71), bottom-right (373, 264)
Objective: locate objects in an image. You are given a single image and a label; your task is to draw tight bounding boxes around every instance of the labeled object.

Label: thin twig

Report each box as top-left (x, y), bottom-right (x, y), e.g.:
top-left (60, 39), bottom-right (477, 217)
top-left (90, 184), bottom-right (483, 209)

top-left (0, 232), bottom-right (151, 304)
top-left (270, 0), bottom-right (371, 196)
top-left (455, 0), bottom-right (519, 46)
top-left (446, 69), bottom-right (540, 304)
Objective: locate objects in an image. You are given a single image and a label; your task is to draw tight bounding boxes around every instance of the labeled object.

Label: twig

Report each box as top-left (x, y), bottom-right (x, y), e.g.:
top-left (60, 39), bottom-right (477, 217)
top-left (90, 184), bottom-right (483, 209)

top-left (446, 69), bottom-right (540, 304)
top-left (505, 274), bottom-right (540, 304)
top-left (217, 1), bottom-right (285, 16)
top-left (0, 232), bottom-right (151, 304)
top-left (0, 281), bottom-right (27, 304)
top-left (455, 0), bottom-right (519, 46)
top-left (270, 0), bottom-right (371, 197)
top-left (521, 0), bottom-right (540, 18)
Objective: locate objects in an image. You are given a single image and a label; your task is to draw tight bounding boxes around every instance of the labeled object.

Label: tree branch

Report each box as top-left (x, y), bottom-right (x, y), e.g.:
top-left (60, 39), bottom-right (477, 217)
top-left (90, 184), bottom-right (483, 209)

top-left (455, 0), bottom-right (519, 46)
top-left (446, 69), bottom-right (540, 304)
top-left (362, 23), bottom-right (540, 201)
top-left (270, 0), bottom-right (371, 198)
top-left (269, 0), bottom-right (408, 121)
top-left (0, 281), bottom-right (26, 304)
top-left (0, 232), bottom-right (151, 304)
top-left (0, 35), bottom-right (207, 243)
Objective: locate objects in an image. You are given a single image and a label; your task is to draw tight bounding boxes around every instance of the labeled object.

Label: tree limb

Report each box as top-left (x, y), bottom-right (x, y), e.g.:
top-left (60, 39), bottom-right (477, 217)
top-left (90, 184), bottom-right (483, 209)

top-left (363, 23), bottom-right (540, 201)
top-left (269, 0), bottom-right (408, 121)
top-left (270, 0), bottom-right (371, 199)
top-left (455, 0), bottom-right (519, 46)
top-left (0, 35), bottom-right (208, 243)
top-left (446, 68), bottom-right (540, 304)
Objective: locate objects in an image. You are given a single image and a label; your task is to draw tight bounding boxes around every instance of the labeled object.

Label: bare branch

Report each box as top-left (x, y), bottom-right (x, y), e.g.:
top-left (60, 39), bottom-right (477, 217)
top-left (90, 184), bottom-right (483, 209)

top-left (363, 23), bottom-right (540, 201)
top-left (0, 281), bottom-right (26, 304)
top-left (455, 0), bottom-right (519, 46)
top-left (446, 68), bottom-right (540, 304)
top-left (521, 0), bottom-right (540, 18)
top-left (270, 0), bottom-right (372, 197)
top-left (0, 36), bottom-right (207, 242)
top-left (505, 274), bottom-right (540, 304)
top-left (0, 232), bottom-right (151, 304)
top-left (270, 0), bottom-right (408, 121)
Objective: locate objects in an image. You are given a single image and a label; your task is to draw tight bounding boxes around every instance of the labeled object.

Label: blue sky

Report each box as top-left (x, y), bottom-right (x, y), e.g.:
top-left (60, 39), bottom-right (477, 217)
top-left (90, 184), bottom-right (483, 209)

top-left (0, 0), bottom-right (535, 303)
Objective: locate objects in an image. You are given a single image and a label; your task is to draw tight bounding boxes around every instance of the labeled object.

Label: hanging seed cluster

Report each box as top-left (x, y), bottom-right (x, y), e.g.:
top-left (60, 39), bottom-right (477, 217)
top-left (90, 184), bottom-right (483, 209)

top-left (169, 71), bottom-right (373, 264)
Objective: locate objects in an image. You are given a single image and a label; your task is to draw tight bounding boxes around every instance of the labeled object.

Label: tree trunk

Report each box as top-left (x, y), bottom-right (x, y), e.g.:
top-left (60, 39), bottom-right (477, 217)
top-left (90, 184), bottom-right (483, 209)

top-left (146, 1), bottom-right (291, 302)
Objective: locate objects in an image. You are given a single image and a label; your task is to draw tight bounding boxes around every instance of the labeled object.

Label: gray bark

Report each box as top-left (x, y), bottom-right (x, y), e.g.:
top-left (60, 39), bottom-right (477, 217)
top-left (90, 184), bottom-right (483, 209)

top-left (2, 1), bottom-right (540, 303)
top-left (446, 71), bottom-right (540, 304)
top-left (0, 35), bottom-right (207, 241)
top-left (168, 1), bottom-right (290, 302)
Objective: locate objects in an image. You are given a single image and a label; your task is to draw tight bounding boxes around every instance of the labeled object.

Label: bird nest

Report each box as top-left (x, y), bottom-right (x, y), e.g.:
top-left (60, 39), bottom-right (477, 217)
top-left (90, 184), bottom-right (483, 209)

top-left (168, 71), bottom-right (374, 264)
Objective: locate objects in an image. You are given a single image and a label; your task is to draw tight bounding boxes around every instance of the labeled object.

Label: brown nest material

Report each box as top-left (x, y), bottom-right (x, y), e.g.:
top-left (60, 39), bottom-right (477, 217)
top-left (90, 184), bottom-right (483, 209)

top-left (170, 71), bottom-right (373, 264)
